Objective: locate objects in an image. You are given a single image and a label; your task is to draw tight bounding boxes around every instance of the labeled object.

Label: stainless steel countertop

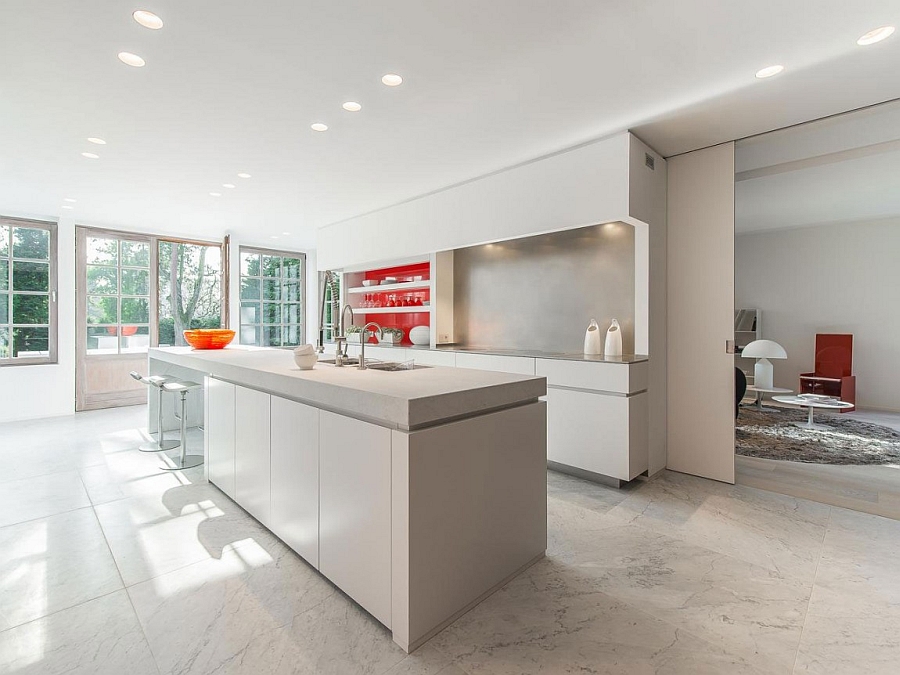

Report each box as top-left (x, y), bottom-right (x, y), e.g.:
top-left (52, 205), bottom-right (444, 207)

top-left (405, 344), bottom-right (648, 364)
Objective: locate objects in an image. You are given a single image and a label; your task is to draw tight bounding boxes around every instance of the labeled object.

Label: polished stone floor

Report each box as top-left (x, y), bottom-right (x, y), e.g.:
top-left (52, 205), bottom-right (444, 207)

top-left (1, 407), bottom-right (898, 674)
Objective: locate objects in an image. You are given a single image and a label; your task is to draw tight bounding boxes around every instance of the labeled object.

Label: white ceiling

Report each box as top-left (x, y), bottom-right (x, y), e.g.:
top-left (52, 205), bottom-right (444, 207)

top-left (735, 100), bottom-right (900, 233)
top-left (1, 1), bottom-right (899, 248)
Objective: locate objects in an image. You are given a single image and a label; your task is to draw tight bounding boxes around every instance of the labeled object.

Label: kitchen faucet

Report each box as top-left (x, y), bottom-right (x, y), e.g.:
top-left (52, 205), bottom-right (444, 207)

top-left (334, 305), bottom-right (354, 367)
top-left (358, 322), bottom-right (383, 370)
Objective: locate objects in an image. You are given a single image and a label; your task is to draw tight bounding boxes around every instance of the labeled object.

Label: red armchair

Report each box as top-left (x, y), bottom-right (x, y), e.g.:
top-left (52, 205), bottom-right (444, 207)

top-left (799, 334), bottom-right (856, 412)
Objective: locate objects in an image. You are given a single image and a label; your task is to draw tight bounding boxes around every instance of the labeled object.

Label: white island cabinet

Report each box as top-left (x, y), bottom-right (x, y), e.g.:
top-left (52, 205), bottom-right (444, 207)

top-left (151, 345), bottom-right (547, 654)
top-left (234, 386), bottom-right (271, 527)
top-left (270, 396), bottom-right (319, 569)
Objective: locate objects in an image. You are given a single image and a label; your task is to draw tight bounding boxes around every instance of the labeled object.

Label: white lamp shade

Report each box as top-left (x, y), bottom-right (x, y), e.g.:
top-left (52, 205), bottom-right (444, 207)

top-left (741, 339), bottom-right (787, 359)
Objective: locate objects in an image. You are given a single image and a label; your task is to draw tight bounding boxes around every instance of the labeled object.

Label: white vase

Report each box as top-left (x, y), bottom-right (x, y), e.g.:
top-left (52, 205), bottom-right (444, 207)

top-left (604, 318), bottom-right (623, 357)
top-left (584, 319), bottom-right (602, 355)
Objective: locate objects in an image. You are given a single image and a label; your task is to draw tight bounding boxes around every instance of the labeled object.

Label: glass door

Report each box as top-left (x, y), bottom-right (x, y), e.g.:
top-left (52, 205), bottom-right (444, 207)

top-left (157, 240), bottom-right (224, 346)
top-left (76, 228), bottom-right (155, 411)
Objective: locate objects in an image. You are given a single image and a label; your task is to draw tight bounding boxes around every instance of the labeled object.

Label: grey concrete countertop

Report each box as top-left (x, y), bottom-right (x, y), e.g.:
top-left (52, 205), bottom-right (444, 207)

top-left (149, 346), bottom-right (546, 431)
top-left (406, 344), bottom-right (648, 364)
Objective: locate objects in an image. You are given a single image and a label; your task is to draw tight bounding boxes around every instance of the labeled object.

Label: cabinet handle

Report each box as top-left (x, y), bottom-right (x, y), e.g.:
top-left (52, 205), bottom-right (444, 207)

top-left (726, 339), bottom-right (736, 354)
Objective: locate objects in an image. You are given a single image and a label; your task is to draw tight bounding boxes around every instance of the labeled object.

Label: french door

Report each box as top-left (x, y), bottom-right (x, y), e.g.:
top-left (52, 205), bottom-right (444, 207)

top-left (76, 227), bottom-right (226, 411)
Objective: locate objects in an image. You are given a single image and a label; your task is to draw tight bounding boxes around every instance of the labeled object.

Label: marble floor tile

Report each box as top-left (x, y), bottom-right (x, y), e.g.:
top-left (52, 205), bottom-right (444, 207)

top-left (0, 470), bottom-right (91, 528)
top-left (164, 589), bottom-right (408, 675)
top-left (546, 470), bottom-right (631, 513)
top-left (128, 543), bottom-right (334, 675)
top-left (382, 644), bottom-right (469, 675)
top-left (0, 507), bottom-right (123, 631)
top-left (94, 481), bottom-right (281, 586)
top-left (428, 557), bottom-right (767, 675)
top-left (559, 524), bottom-right (810, 674)
top-left (79, 437), bottom-right (205, 506)
top-left (546, 495), bottom-right (620, 563)
top-left (604, 470), bottom-right (830, 580)
top-left (793, 611), bottom-right (900, 675)
top-left (0, 590), bottom-right (158, 675)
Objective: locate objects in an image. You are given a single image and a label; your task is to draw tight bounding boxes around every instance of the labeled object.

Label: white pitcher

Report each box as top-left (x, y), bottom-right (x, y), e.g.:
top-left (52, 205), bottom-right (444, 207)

top-left (583, 319), bottom-right (602, 355)
top-left (604, 318), bottom-right (623, 357)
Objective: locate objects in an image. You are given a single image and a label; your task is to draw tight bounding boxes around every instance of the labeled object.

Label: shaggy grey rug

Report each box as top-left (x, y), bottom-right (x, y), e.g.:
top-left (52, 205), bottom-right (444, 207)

top-left (736, 407), bottom-right (900, 465)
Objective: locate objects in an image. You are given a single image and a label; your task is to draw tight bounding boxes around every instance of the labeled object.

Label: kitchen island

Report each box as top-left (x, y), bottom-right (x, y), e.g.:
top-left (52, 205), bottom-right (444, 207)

top-left (148, 346), bottom-right (548, 653)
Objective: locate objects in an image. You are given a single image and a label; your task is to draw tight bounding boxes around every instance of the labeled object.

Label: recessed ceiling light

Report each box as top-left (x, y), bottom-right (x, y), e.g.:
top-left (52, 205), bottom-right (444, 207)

top-left (342, 101), bottom-right (362, 112)
top-left (222, 183), bottom-right (235, 189)
top-left (62, 205), bottom-right (74, 210)
top-left (87, 137), bottom-right (106, 145)
top-left (311, 123), bottom-right (328, 132)
top-left (117, 52), bottom-right (146, 67)
top-left (237, 172), bottom-right (251, 179)
top-left (209, 192), bottom-right (222, 197)
top-left (81, 152), bottom-right (99, 159)
top-left (64, 197), bottom-right (76, 203)
top-left (270, 236), bottom-right (279, 239)
top-left (282, 232), bottom-right (291, 236)
top-left (381, 73), bottom-right (403, 86)
top-left (857, 26), bottom-right (895, 45)
top-left (755, 65), bottom-right (784, 79)
top-left (133, 10), bottom-right (163, 30)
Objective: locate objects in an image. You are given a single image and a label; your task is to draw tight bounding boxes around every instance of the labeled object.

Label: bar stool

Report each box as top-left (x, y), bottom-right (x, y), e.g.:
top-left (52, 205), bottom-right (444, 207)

top-left (130, 371), bottom-right (180, 453)
top-left (160, 380), bottom-right (204, 471)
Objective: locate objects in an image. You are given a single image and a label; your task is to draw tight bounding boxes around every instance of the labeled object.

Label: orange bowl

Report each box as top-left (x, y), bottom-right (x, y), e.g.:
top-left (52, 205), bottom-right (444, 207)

top-left (183, 329), bottom-right (235, 350)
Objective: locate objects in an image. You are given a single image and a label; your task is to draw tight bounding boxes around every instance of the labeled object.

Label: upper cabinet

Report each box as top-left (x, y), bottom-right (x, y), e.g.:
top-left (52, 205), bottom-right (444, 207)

top-left (317, 132), bottom-right (665, 271)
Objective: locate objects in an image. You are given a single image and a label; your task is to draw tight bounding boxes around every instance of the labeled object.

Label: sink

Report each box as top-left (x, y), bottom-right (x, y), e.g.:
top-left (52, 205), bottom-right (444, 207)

top-left (319, 358), bottom-right (429, 371)
top-left (319, 357), bottom-right (359, 366)
top-left (365, 362), bottom-right (431, 371)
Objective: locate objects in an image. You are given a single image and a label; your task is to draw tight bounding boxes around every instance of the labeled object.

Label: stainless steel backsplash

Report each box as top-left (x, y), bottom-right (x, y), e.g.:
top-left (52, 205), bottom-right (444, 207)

top-left (453, 223), bottom-right (635, 353)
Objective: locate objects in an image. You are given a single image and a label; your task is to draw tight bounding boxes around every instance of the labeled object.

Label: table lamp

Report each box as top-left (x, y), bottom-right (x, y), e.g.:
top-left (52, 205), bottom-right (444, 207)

top-left (741, 339), bottom-right (787, 389)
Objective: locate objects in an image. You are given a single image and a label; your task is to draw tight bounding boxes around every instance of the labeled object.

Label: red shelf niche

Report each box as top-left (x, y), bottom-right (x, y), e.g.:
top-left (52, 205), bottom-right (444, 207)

top-left (361, 261), bottom-right (431, 346)
top-left (361, 310), bottom-right (430, 346)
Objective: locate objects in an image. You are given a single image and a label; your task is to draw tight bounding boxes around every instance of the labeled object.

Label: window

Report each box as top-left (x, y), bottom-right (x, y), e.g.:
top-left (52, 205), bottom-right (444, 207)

top-left (239, 247), bottom-right (306, 347)
top-left (0, 217), bottom-right (57, 365)
top-left (85, 235), bottom-right (151, 354)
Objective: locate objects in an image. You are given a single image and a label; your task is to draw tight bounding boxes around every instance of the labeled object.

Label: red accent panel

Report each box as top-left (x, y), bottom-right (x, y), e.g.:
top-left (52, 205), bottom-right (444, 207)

top-left (799, 333), bottom-right (856, 411)
top-left (360, 261), bottom-right (430, 346)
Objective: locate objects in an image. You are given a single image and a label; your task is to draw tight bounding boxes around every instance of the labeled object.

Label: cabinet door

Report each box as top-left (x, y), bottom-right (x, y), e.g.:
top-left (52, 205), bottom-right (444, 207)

top-left (205, 377), bottom-right (235, 498)
top-left (547, 387), bottom-right (645, 481)
top-left (455, 352), bottom-right (535, 375)
top-left (407, 348), bottom-right (456, 367)
top-left (270, 396), bottom-right (319, 568)
top-left (319, 411), bottom-right (392, 628)
top-left (234, 386), bottom-right (272, 527)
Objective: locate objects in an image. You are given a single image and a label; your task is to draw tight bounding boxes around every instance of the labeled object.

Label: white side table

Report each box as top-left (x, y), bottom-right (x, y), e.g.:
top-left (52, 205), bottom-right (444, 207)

top-left (772, 395), bottom-right (855, 430)
top-left (745, 386), bottom-right (793, 410)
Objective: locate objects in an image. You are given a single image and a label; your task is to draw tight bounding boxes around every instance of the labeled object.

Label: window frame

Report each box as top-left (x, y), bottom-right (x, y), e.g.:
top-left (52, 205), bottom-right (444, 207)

top-left (238, 245), bottom-right (307, 348)
top-left (0, 216), bottom-right (58, 367)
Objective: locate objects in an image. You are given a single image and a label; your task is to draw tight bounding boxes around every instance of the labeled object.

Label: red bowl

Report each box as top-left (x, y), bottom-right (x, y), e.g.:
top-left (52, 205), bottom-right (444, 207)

top-left (183, 329), bottom-right (235, 350)
top-left (121, 325), bottom-right (138, 336)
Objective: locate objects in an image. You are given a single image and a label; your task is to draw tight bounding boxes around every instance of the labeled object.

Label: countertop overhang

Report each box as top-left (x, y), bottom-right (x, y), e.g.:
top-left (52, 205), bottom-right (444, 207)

top-left (149, 346), bottom-right (546, 431)
top-left (410, 344), bottom-right (648, 364)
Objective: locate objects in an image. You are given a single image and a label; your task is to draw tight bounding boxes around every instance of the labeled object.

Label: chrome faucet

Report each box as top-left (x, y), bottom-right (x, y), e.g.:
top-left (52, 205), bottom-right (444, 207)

top-left (357, 322), bottom-right (383, 370)
top-left (334, 305), bottom-right (354, 367)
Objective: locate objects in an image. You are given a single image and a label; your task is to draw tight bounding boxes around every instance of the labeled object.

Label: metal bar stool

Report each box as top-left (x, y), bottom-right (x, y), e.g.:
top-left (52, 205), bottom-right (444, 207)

top-left (130, 371), bottom-right (180, 453)
top-left (161, 380), bottom-right (204, 470)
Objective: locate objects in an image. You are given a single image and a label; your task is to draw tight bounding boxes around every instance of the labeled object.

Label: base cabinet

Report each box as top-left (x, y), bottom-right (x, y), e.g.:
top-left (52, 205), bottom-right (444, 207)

top-left (270, 397), bottom-right (320, 569)
top-left (205, 377), bottom-right (236, 498)
top-left (546, 387), bottom-right (648, 481)
top-left (234, 386), bottom-right (272, 527)
top-left (319, 410), bottom-right (393, 628)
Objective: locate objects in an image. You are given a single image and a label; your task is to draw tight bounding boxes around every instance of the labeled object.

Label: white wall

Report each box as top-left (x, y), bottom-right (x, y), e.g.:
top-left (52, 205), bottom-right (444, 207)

top-left (0, 215), bottom-right (76, 423)
top-left (736, 218), bottom-right (900, 412)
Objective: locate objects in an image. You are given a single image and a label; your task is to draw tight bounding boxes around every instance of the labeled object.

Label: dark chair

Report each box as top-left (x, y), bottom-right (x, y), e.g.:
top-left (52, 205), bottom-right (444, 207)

top-left (735, 367), bottom-right (747, 419)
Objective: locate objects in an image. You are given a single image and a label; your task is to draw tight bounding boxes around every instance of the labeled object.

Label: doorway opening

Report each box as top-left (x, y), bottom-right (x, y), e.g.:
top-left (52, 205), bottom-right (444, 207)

top-left (733, 101), bottom-right (900, 520)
